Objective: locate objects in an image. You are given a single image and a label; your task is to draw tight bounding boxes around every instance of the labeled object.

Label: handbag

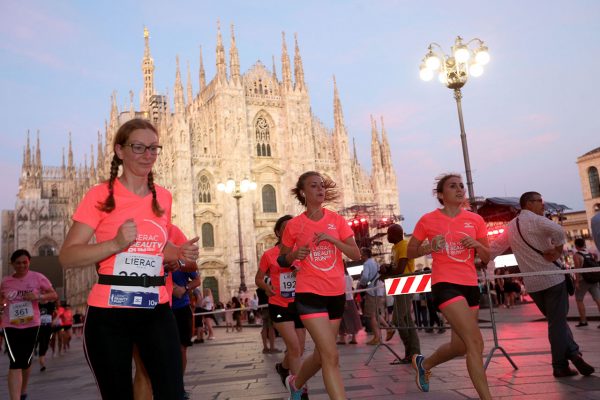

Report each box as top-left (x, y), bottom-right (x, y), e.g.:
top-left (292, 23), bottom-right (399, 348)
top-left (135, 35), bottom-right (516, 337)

top-left (516, 218), bottom-right (574, 296)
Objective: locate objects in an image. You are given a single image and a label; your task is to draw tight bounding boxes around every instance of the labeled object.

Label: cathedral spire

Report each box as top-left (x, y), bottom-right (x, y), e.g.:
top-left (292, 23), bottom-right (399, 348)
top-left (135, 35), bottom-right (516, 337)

top-left (272, 55), bottom-right (278, 81)
top-left (90, 144), bottom-right (96, 182)
top-left (129, 90), bottom-right (135, 118)
top-left (281, 32), bottom-right (292, 90)
top-left (333, 75), bottom-right (345, 129)
top-left (199, 45), bottom-right (206, 91)
top-left (215, 21), bottom-right (227, 83)
top-left (61, 147), bottom-right (66, 178)
top-left (35, 130), bottom-right (41, 171)
top-left (353, 137), bottom-right (358, 163)
top-left (24, 130), bottom-right (31, 169)
top-left (380, 116), bottom-right (393, 171)
top-left (141, 26), bottom-right (155, 111)
top-left (97, 130), bottom-right (104, 177)
top-left (110, 91), bottom-right (118, 130)
top-left (174, 55), bottom-right (185, 115)
top-left (229, 24), bottom-right (241, 84)
top-left (186, 60), bottom-right (193, 103)
top-left (293, 33), bottom-right (305, 91)
top-left (371, 115), bottom-right (382, 173)
top-left (68, 132), bottom-right (75, 179)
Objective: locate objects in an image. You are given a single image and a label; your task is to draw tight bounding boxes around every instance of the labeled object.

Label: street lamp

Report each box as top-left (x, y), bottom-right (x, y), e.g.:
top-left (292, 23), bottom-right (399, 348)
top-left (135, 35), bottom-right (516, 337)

top-left (217, 177), bottom-right (257, 293)
top-left (419, 36), bottom-right (490, 207)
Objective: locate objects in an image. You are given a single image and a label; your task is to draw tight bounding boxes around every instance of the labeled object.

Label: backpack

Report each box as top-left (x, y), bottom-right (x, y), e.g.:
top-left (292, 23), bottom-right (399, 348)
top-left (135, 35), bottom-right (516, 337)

top-left (576, 251), bottom-right (600, 284)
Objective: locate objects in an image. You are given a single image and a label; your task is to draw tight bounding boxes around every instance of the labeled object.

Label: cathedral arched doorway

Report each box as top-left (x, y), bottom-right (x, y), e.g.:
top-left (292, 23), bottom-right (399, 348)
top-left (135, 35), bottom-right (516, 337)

top-left (203, 276), bottom-right (220, 303)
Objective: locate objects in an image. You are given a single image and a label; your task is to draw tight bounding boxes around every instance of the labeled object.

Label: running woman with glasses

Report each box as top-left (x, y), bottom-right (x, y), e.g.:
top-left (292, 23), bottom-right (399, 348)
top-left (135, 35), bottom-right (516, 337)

top-left (279, 171), bottom-right (360, 400)
top-left (59, 118), bottom-right (199, 400)
top-left (407, 173), bottom-right (492, 400)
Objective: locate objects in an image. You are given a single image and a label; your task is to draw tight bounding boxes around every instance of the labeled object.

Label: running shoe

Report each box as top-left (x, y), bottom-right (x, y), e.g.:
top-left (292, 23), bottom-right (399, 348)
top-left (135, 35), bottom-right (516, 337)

top-left (285, 375), bottom-right (303, 400)
top-left (412, 354), bottom-right (431, 392)
top-left (301, 385), bottom-right (309, 400)
top-left (275, 362), bottom-right (289, 386)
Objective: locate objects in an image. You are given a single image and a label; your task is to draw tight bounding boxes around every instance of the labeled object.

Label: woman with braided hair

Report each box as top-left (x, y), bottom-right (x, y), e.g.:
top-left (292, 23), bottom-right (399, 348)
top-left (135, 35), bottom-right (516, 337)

top-left (59, 118), bottom-right (199, 400)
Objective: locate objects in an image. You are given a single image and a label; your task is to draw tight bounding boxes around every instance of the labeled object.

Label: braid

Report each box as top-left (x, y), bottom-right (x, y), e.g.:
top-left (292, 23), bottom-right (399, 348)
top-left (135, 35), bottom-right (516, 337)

top-left (147, 171), bottom-right (165, 217)
top-left (97, 155), bottom-right (121, 213)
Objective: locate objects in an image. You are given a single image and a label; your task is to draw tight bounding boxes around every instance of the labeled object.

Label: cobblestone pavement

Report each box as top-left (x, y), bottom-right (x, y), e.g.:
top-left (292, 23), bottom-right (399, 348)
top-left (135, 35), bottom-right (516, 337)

top-left (1, 297), bottom-right (599, 399)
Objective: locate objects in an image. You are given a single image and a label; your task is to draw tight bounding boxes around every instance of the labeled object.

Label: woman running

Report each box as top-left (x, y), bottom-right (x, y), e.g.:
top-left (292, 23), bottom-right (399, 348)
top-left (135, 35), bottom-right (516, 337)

top-left (1, 249), bottom-right (58, 400)
top-left (279, 171), bottom-right (360, 400)
top-left (255, 215), bottom-right (307, 389)
top-left (59, 118), bottom-right (199, 400)
top-left (407, 173), bottom-right (492, 399)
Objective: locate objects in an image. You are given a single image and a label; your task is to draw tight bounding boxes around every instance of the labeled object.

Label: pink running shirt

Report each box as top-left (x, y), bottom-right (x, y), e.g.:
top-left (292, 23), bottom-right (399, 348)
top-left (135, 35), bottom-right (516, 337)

top-left (412, 209), bottom-right (487, 286)
top-left (259, 246), bottom-right (297, 307)
top-left (281, 208), bottom-right (354, 296)
top-left (73, 179), bottom-right (172, 308)
top-left (1, 271), bottom-right (53, 329)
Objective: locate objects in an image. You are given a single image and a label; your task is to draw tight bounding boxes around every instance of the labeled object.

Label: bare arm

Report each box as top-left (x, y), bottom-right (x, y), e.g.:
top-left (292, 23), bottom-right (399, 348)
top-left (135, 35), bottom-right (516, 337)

top-left (407, 236), bottom-right (428, 259)
top-left (23, 286), bottom-right (58, 303)
top-left (573, 253), bottom-right (583, 284)
top-left (255, 269), bottom-right (275, 297)
top-left (59, 221), bottom-right (133, 269)
top-left (313, 233), bottom-right (361, 261)
top-left (163, 237), bottom-right (200, 263)
top-left (460, 236), bottom-right (491, 264)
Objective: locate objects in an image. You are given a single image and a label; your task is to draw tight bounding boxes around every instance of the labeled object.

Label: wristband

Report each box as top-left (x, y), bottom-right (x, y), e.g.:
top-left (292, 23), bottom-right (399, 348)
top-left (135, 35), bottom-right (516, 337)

top-left (277, 254), bottom-right (292, 268)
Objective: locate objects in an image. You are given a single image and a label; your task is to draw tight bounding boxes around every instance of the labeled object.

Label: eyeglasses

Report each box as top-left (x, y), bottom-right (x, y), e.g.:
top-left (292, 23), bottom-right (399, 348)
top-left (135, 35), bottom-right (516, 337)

top-left (124, 143), bottom-right (163, 155)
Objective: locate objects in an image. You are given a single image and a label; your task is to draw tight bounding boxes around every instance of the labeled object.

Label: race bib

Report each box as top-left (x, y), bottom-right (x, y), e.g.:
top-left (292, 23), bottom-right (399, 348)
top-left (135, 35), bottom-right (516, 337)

top-left (280, 272), bottom-right (296, 298)
top-left (9, 301), bottom-right (34, 325)
top-left (108, 252), bottom-right (162, 309)
top-left (40, 314), bottom-right (53, 324)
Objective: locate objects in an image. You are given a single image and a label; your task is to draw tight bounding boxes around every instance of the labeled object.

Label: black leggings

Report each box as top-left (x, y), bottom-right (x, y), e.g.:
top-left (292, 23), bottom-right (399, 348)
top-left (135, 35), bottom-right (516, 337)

top-left (37, 324), bottom-right (52, 356)
top-left (84, 303), bottom-right (183, 400)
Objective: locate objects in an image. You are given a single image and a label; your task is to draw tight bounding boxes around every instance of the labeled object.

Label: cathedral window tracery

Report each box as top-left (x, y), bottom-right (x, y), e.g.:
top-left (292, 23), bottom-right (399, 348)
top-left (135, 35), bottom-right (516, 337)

top-left (262, 184), bottom-right (277, 213)
top-left (198, 175), bottom-right (211, 203)
top-left (202, 223), bottom-right (214, 248)
top-left (255, 117), bottom-right (271, 157)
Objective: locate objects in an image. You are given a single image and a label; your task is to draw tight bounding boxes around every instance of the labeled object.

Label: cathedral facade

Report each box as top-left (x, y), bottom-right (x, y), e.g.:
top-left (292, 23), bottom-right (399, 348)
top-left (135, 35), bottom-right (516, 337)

top-left (2, 26), bottom-right (400, 308)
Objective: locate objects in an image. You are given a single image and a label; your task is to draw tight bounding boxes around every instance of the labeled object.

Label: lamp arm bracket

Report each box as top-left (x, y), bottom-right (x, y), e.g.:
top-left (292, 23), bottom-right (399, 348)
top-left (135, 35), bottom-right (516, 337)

top-left (465, 38), bottom-right (485, 47)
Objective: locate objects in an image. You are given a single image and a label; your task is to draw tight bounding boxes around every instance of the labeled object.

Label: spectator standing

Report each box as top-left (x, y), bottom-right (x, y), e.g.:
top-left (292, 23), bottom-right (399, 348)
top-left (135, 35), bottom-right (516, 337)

top-left (359, 247), bottom-right (390, 345)
top-left (383, 224), bottom-right (421, 363)
top-left (338, 266), bottom-right (362, 345)
top-left (572, 238), bottom-right (600, 328)
top-left (490, 191), bottom-right (594, 377)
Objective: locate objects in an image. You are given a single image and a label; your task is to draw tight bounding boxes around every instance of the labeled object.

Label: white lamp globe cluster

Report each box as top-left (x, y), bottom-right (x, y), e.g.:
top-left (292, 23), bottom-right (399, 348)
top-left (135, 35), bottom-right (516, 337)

top-left (419, 37), bottom-right (489, 88)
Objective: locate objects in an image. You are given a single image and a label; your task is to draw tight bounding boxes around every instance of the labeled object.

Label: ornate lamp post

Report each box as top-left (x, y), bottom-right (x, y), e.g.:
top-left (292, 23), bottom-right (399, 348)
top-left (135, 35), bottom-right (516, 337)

top-left (419, 36), bottom-right (490, 207)
top-left (217, 177), bottom-right (257, 293)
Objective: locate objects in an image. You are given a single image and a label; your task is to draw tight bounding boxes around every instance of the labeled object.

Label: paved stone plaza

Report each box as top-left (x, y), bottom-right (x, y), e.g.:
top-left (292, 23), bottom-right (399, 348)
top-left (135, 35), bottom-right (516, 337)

top-left (1, 297), bottom-right (599, 399)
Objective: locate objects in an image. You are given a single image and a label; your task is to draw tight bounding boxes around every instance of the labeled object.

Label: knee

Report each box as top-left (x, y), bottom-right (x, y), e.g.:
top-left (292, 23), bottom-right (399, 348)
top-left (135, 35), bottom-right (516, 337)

top-left (465, 336), bottom-right (484, 355)
top-left (319, 348), bottom-right (340, 368)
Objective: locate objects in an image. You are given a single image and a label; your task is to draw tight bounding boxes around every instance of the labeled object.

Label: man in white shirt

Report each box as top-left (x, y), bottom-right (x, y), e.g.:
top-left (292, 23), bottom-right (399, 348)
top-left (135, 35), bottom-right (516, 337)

top-left (490, 192), bottom-right (594, 378)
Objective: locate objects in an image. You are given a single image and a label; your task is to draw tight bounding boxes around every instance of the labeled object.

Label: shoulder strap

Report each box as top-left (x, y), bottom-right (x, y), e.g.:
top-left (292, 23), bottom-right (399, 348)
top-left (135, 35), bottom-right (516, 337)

top-left (516, 218), bottom-right (564, 270)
